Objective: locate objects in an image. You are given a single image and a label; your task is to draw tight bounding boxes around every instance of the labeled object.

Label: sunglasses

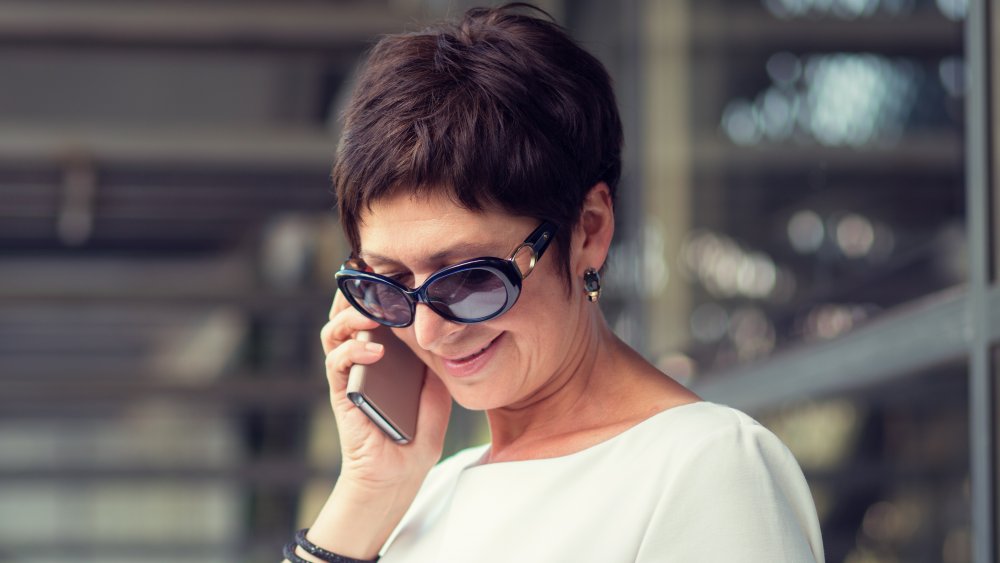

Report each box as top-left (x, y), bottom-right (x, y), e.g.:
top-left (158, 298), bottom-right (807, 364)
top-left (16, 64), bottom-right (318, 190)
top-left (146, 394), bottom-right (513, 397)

top-left (335, 221), bottom-right (558, 328)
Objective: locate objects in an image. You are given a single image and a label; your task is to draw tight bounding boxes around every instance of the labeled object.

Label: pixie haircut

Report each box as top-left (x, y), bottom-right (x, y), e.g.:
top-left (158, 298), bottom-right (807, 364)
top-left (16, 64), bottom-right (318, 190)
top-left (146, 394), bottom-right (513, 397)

top-left (333, 3), bottom-right (623, 286)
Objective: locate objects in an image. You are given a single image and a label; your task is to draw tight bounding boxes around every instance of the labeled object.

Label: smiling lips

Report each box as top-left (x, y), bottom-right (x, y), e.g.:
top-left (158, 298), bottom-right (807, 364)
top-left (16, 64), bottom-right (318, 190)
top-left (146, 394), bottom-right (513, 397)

top-left (439, 334), bottom-right (501, 377)
top-left (451, 340), bottom-right (494, 362)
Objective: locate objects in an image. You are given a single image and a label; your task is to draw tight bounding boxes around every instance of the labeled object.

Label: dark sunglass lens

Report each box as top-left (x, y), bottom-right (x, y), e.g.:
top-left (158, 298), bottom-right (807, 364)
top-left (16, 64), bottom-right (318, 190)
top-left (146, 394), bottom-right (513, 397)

top-left (343, 278), bottom-right (411, 325)
top-left (426, 267), bottom-right (508, 320)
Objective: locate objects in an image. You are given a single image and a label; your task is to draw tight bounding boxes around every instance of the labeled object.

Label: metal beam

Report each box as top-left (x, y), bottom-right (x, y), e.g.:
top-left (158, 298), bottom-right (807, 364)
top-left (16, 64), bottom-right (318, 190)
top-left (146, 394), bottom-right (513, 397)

top-left (0, 537), bottom-right (292, 560)
top-left (1, 543), bottom-right (246, 560)
top-left (692, 288), bottom-right (971, 411)
top-left (0, 376), bottom-right (329, 411)
top-left (0, 1), bottom-right (416, 49)
top-left (0, 289), bottom-right (331, 312)
top-left (692, 134), bottom-right (963, 173)
top-left (0, 123), bottom-right (336, 169)
top-left (690, 9), bottom-right (961, 53)
top-left (0, 459), bottom-right (335, 484)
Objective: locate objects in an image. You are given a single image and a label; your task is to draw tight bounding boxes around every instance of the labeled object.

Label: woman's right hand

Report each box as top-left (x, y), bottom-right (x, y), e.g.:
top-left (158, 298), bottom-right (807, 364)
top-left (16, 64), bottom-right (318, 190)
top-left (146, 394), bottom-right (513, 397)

top-left (293, 294), bottom-right (452, 562)
top-left (320, 290), bottom-right (453, 494)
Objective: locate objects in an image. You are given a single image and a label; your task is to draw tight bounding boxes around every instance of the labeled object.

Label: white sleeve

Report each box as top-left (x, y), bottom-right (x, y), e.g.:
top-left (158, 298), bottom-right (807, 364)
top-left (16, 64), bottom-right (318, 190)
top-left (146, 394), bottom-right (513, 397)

top-left (635, 417), bottom-right (825, 563)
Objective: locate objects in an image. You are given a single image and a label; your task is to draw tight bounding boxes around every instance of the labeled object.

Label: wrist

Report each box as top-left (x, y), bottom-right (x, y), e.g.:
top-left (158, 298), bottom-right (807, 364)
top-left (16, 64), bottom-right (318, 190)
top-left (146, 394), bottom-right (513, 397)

top-left (334, 469), bottom-right (426, 497)
top-left (303, 475), bottom-right (424, 560)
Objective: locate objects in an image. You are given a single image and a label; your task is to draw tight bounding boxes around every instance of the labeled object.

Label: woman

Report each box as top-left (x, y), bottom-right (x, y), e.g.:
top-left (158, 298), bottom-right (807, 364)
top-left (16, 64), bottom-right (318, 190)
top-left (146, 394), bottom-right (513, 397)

top-left (284, 4), bottom-right (824, 562)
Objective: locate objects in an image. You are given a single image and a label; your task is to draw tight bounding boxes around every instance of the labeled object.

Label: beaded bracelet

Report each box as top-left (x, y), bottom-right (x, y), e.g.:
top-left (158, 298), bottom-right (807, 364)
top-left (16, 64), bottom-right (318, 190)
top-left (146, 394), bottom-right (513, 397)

top-left (283, 540), bottom-right (311, 563)
top-left (294, 528), bottom-right (380, 563)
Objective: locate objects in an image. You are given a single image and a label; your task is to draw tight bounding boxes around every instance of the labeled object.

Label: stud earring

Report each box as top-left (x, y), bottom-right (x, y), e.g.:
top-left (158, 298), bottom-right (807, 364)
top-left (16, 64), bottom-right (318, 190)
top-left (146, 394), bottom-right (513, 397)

top-left (583, 268), bottom-right (601, 302)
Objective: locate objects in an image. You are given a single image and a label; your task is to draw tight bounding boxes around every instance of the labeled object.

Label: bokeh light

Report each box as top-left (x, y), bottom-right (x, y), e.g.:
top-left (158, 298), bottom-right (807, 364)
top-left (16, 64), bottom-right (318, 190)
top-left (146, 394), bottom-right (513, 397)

top-left (766, 51), bottom-right (803, 85)
top-left (690, 302), bottom-right (729, 344)
top-left (836, 213), bottom-right (876, 258)
top-left (763, 0), bottom-right (918, 19)
top-left (680, 230), bottom-right (786, 300)
top-left (939, 56), bottom-right (965, 98)
top-left (935, 0), bottom-right (968, 21)
top-left (764, 400), bottom-right (861, 470)
top-left (721, 99), bottom-right (762, 145)
top-left (729, 306), bottom-right (776, 362)
top-left (788, 209), bottom-right (826, 254)
top-left (804, 54), bottom-right (918, 146)
top-left (801, 303), bottom-right (877, 340)
top-left (722, 53), bottom-right (923, 147)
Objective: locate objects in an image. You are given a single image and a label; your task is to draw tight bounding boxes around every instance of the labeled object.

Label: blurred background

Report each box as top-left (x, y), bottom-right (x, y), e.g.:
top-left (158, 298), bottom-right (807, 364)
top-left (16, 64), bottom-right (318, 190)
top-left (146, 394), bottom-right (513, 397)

top-left (0, 0), bottom-right (995, 562)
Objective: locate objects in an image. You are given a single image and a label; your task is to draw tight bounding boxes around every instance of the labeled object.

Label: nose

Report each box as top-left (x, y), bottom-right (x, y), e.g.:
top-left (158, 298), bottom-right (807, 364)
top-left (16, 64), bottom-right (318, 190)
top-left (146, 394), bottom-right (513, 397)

top-left (411, 303), bottom-right (462, 352)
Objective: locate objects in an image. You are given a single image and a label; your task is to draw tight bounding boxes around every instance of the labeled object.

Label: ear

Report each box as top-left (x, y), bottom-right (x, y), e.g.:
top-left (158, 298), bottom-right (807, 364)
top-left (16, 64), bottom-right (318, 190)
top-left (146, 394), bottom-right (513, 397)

top-left (572, 182), bottom-right (615, 276)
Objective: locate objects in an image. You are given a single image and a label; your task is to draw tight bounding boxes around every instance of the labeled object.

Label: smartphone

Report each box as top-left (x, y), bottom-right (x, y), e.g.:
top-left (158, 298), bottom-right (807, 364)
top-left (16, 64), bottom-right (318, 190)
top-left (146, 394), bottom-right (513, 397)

top-left (346, 326), bottom-right (426, 444)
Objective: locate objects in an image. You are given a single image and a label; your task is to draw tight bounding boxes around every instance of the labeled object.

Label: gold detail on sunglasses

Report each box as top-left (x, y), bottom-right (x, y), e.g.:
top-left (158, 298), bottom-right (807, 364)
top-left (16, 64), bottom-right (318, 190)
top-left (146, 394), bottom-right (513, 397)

top-left (511, 243), bottom-right (539, 278)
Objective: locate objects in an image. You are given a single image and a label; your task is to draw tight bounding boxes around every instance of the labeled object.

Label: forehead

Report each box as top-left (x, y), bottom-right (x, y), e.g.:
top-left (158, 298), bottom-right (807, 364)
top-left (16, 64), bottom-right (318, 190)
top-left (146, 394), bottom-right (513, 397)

top-left (357, 193), bottom-right (532, 266)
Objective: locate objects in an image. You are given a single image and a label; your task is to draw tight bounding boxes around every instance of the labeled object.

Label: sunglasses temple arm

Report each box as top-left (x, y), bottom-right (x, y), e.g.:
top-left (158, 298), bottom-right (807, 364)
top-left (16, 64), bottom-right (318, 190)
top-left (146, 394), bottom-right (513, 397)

top-left (529, 222), bottom-right (557, 256)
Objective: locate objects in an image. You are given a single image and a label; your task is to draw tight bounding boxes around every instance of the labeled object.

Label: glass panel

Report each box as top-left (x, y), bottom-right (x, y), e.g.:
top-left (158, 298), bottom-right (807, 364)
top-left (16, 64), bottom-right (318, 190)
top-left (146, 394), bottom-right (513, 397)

top-left (0, 406), bottom-right (244, 562)
top-left (758, 362), bottom-right (971, 563)
top-left (0, 302), bottom-right (326, 562)
top-left (993, 3), bottom-right (1000, 284)
top-left (636, 0), bottom-right (967, 373)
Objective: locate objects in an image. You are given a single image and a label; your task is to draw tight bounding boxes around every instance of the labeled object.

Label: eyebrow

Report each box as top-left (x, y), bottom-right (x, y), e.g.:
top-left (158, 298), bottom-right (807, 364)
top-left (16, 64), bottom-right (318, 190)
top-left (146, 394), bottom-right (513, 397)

top-left (359, 240), bottom-right (502, 268)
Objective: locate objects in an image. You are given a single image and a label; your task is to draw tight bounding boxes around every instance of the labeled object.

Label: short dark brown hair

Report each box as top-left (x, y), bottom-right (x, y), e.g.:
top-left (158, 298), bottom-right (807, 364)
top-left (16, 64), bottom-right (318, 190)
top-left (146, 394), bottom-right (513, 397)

top-left (333, 3), bottom-right (623, 285)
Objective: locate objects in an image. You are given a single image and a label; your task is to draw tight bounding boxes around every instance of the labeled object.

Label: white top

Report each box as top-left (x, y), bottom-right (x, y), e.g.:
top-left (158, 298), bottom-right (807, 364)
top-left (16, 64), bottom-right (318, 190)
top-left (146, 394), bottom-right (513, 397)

top-left (380, 402), bottom-right (825, 562)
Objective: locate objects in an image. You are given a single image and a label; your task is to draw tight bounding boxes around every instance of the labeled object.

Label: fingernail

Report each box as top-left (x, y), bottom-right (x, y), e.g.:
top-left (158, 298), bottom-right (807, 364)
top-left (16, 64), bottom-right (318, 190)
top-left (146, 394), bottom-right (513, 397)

top-left (365, 342), bottom-right (384, 353)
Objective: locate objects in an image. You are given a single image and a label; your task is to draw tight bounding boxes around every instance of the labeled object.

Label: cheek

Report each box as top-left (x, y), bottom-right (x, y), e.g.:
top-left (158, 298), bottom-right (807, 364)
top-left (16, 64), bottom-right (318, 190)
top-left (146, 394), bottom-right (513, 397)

top-left (504, 271), bottom-right (577, 342)
top-left (519, 266), bottom-right (574, 312)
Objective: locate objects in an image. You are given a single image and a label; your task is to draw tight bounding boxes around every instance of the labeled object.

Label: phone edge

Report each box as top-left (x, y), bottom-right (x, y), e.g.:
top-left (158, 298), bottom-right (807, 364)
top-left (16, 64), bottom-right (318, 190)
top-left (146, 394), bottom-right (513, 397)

top-left (347, 391), bottom-right (411, 444)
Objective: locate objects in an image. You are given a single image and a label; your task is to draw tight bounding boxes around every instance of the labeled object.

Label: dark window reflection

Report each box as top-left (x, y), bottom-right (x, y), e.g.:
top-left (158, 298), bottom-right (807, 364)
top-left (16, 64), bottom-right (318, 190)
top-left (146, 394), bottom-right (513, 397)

top-left (681, 0), bottom-right (965, 371)
top-left (759, 363), bottom-right (971, 563)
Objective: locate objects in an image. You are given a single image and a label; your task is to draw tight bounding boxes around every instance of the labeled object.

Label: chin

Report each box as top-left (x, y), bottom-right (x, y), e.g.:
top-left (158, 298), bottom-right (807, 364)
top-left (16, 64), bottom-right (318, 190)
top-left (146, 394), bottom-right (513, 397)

top-left (441, 384), bottom-right (508, 412)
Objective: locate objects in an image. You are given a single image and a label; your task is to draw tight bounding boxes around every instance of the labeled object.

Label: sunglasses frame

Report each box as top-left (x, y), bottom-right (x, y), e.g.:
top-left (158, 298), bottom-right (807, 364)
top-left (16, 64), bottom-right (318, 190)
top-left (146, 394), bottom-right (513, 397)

top-left (335, 221), bottom-right (558, 328)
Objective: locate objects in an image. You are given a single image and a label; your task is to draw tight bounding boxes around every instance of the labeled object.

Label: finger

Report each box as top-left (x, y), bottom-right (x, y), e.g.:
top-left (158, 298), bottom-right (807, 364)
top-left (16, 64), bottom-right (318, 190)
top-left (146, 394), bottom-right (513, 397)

top-left (329, 288), bottom-right (351, 320)
top-left (324, 338), bottom-right (386, 393)
top-left (320, 307), bottom-right (379, 355)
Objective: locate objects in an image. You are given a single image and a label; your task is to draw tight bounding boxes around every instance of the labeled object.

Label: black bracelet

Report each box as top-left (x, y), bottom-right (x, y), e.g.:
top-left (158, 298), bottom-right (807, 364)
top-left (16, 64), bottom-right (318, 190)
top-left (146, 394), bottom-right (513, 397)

top-left (283, 540), bottom-right (311, 563)
top-left (295, 528), bottom-right (380, 563)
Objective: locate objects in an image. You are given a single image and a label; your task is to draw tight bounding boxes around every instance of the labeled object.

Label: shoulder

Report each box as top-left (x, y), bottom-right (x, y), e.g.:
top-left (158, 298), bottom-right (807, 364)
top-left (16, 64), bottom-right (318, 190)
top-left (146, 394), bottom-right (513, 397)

top-left (667, 401), bottom-right (787, 457)
top-left (640, 402), bottom-right (809, 500)
top-left (622, 401), bottom-right (787, 463)
top-left (645, 400), bottom-right (762, 434)
top-left (634, 402), bottom-right (826, 562)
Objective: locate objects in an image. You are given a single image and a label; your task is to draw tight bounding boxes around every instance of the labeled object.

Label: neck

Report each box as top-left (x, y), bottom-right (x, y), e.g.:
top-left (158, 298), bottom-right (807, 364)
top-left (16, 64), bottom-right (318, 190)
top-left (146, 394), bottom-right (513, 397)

top-left (483, 305), bottom-right (626, 460)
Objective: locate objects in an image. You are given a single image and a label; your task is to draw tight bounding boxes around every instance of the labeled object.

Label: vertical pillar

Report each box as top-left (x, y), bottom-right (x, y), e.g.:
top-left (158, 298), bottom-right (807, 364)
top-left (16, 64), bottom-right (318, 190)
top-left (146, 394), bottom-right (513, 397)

top-left (641, 0), bottom-right (692, 361)
top-left (965, 0), bottom-right (995, 560)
